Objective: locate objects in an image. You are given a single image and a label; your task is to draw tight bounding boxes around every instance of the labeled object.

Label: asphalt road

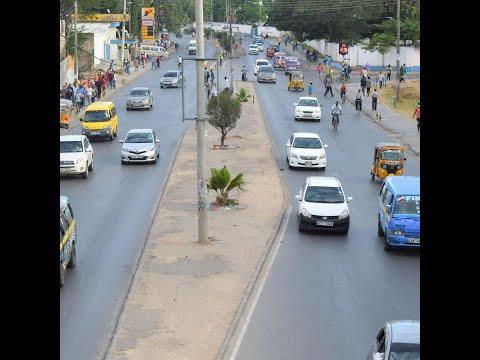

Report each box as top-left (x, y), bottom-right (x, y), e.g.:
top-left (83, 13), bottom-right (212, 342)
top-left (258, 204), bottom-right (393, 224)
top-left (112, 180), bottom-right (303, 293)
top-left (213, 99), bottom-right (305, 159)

top-left (60, 39), bottom-right (216, 360)
top-left (234, 43), bottom-right (420, 359)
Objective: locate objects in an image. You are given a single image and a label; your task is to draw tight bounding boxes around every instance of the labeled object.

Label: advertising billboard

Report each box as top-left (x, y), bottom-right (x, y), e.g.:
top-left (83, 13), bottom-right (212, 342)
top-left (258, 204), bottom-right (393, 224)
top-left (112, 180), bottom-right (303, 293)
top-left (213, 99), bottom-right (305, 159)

top-left (339, 42), bottom-right (348, 56)
top-left (142, 7), bottom-right (155, 22)
top-left (72, 14), bottom-right (130, 22)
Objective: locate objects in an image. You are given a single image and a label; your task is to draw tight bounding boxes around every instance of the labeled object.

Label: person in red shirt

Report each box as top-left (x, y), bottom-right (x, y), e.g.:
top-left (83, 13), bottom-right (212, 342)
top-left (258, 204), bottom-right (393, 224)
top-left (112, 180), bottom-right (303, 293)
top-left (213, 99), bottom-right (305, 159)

top-left (101, 74), bottom-right (107, 97)
top-left (316, 62), bottom-right (323, 78)
top-left (412, 103), bottom-right (420, 132)
top-left (340, 83), bottom-right (347, 103)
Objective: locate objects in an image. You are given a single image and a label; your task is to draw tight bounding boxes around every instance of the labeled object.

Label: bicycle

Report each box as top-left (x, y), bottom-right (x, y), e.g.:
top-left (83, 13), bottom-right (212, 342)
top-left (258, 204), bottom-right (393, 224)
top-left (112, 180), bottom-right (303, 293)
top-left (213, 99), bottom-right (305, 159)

top-left (341, 93), bottom-right (346, 105)
top-left (332, 113), bottom-right (340, 131)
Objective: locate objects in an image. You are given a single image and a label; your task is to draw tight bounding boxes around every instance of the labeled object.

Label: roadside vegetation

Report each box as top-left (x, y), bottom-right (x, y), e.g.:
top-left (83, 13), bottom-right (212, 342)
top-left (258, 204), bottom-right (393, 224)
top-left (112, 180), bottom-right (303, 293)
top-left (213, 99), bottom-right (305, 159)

top-left (207, 166), bottom-right (245, 206)
top-left (207, 89), bottom-right (242, 147)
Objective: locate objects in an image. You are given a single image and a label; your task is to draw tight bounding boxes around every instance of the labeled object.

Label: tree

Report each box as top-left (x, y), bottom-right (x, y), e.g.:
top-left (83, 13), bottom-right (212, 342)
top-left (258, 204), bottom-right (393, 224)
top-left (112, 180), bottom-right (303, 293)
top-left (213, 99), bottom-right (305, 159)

top-left (207, 89), bottom-right (241, 147)
top-left (207, 166), bottom-right (245, 206)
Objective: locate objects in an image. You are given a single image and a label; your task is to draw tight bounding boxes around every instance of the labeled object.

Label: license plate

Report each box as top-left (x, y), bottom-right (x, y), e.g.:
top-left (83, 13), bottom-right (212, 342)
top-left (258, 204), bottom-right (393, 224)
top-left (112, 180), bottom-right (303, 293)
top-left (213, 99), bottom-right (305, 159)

top-left (305, 161), bottom-right (312, 167)
top-left (90, 131), bottom-right (100, 135)
top-left (304, 114), bottom-right (312, 117)
top-left (131, 155), bottom-right (144, 159)
top-left (407, 238), bottom-right (420, 244)
top-left (316, 221), bottom-right (334, 226)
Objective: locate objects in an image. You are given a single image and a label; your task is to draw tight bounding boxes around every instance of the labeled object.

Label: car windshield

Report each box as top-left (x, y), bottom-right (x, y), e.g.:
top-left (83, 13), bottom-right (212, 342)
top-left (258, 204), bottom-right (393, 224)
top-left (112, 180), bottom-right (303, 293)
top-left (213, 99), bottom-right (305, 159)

top-left (260, 67), bottom-right (274, 73)
top-left (257, 61), bottom-right (269, 66)
top-left (381, 150), bottom-right (404, 161)
top-left (389, 342), bottom-right (420, 360)
top-left (84, 110), bottom-right (109, 122)
top-left (250, 45), bottom-right (257, 49)
top-left (298, 99), bottom-right (318, 107)
top-left (304, 186), bottom-right (344, 203)
top-left (164, 72), bottom-right (178, 77)
top-left (60, 141), bottom-right (83, 153)
top-left (130, 90), bottom-right (149, 96)
top-left (293, 137), bottom-right (322, 149)
top-left (286, 59), bottom-right (299, 65)
top-left (125, 132), bottom-right (153, 143)
top-left (394, 195), bottom-right (420, 216)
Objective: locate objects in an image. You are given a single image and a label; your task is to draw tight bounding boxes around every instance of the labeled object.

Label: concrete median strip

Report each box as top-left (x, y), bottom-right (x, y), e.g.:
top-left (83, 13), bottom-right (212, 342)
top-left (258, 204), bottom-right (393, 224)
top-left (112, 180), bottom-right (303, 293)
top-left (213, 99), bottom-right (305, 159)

top-left (105, 82), bottom-right (287, 360)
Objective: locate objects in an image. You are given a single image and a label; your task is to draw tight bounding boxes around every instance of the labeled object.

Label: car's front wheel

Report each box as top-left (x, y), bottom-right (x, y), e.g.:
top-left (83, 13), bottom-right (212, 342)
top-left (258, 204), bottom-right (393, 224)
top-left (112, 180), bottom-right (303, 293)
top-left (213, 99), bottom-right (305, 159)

top-left (82, 164), bottom-right (89, 179)
top-left (88, 157), bottom-right (94, 171)
top-left (68, 242), bottom-right (77, 268)
top-left (377, 217), bottom-right (384, 237)
top-left (60, 264), bottom-right (65, 287)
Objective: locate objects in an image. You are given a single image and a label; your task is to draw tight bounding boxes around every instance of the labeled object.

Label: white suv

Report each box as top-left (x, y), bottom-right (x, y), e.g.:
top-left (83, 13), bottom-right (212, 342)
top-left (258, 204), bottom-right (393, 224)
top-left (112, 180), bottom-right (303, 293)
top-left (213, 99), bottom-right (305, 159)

top-left (295, 177), bottom-right (352, 233)
top-left (60, 135), bottom-right (94, 179)
top-left (294, 97), bottom-right (321, 121)
top-left (254, 59), bottom-right (270, 75)
top-left (286, 132), bottom-right (328, 170)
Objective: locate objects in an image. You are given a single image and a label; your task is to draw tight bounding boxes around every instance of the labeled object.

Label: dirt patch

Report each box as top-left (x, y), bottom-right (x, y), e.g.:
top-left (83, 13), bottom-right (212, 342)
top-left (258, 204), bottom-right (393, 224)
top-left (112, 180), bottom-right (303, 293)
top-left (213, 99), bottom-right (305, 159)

top-left (378, 80), bottom-right (420, 119)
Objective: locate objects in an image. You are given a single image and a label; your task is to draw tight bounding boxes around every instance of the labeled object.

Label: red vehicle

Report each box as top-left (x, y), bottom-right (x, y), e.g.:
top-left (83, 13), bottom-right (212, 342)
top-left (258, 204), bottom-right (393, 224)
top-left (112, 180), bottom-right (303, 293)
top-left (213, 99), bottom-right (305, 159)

top-left (266, 47), bottom-right (275, 58)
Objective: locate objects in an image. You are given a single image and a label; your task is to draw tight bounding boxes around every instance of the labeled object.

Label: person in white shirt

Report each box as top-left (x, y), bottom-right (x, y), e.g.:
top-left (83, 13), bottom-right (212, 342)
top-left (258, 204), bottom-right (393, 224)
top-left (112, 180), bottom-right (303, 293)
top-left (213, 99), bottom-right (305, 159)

top-left (331, 101), bottom-right (342, 126)
top-left (224, 76), bottom-right (229, 91)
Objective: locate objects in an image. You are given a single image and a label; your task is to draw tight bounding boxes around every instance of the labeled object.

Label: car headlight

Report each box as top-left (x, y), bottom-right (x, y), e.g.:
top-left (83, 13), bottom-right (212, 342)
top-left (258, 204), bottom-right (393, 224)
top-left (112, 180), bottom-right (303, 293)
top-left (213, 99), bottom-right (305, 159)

top-left (382, 164), bottom-right (387, 169)
top-left (75, 158), bottom-right (84, 165)
top-left (172, 78), bottom-right (178, 82)
top-left (121, 148), bottom-right (130, 154)
top-left (314, 109), bottom-right (321, 114)
top-left (143, 99), bottom-right (150, 104)
top-left (319, 153), bottom-right (326, 159)
top-left (290, 153), bottom-right (298, 159)
top-left (301, 208), bottom-right (311, 218)
top-left (339, 209), bottom-right (349, 219)
top-left (147, 147), bottom-right (155, 152)
top-left (393, 229), bottom-right (404, 236)
top-left (397, 164), bottom-right (403, 169)
top-left (295, 109), bottom-right (302, 114)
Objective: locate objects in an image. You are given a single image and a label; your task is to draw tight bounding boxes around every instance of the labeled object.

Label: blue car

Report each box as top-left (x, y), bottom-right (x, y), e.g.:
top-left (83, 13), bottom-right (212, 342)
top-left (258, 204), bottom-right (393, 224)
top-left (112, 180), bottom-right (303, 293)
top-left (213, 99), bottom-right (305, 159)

top-left (377, 176), bottom-right (420, 251)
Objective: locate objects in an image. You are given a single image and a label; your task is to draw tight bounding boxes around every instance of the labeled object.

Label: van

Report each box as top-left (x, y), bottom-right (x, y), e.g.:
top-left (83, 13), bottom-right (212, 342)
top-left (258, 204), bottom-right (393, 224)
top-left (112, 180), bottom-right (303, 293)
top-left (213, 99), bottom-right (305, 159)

top-left (139, 44), bottom-right (169, 59)
top-left (377, 176), bottom-right (420, 251)
top-left (81, 101), bottom-right (119, 141)
top-left (60, 196), bottom-right (77, 287)
top-left (188, 40), bottom-right (197, 55)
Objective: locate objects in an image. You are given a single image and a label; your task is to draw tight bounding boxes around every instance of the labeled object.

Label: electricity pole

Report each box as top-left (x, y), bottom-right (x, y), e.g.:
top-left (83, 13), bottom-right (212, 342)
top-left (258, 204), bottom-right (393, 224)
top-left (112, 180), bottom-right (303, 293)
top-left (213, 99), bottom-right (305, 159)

top-left (195, 0), bottom-right (209, 244)
top-left (122, 0), bottom-right (126, 66)
top-left (395, 0), bottom-right (401, 100)
top-left (74, 0), bottom-right (78, 80)
top-left (228, 0), bottom-right (233, 93)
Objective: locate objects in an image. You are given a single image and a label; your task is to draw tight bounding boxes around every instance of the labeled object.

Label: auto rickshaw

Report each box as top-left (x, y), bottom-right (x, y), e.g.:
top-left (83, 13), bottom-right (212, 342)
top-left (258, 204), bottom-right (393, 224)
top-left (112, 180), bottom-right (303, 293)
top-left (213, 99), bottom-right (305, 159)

top-left (287, 71), bottom-right (304, 91)
top-left (370, 142), bottom-right (407, 180)
top-left (60, 98), bottom-right (73, 129)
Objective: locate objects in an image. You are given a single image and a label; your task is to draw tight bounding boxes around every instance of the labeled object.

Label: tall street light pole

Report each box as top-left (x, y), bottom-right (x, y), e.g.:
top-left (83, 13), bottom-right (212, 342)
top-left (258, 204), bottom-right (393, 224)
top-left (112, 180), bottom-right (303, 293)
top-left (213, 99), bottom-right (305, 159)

top-left (395, 0), bottom-right (401, 100)
top-left (74, 0), bottom-right (78, 80)
top-left (128, 1), bottom-right (132, 35)
top-left (122, 0), bottom-right (126, 66)
top-left (195, 0), bottom-right (209, 244)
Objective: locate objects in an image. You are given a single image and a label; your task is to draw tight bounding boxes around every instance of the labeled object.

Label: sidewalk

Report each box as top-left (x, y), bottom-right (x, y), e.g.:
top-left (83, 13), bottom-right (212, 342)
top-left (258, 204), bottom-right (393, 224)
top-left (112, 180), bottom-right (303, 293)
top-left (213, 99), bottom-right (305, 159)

top-left (281, 43), bottom-right (420, 157)
top-left (105, 81), bottom-right (286, 359)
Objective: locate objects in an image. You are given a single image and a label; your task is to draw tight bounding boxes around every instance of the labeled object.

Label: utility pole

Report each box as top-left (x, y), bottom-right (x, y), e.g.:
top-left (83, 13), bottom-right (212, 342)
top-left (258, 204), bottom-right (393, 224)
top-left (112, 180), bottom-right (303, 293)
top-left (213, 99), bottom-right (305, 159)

top-left (228, 0), bottom-right (233, 93)
top-left (122, 0), bottom-right (126, 66)
top-left (74, 0), bottom-right (78, 80)
top-left (395, 0), bottom-right (401, 100)
top-left (195, 0), bottom-right (209, 244)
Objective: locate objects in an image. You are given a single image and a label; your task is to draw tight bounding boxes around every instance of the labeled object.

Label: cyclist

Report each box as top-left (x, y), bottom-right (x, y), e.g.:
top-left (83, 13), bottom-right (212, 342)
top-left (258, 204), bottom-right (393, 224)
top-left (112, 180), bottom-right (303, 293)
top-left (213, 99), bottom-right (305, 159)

top-left (331, 101), bottom-right (342, 129)
top-left (355, 89), bottom-right (363, 111)
top-left (340, 83), bottom-right (347, 104)
top-left (177, 55), bottom-right (183, 68)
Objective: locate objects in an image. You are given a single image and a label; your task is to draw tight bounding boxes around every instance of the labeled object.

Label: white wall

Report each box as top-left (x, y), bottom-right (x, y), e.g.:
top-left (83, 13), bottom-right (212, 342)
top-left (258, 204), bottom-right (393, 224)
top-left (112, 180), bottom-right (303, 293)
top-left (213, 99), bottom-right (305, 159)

top-left (78, 23), bottom-right (118, 66)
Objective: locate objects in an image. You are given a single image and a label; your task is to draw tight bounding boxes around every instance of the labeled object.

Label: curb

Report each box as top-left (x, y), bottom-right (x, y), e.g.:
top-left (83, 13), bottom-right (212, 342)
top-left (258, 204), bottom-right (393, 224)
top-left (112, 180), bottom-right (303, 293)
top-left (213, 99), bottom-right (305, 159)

top-left (216, 82), bottom-right (291, 360)
top-left (333, 84), bottom-right (420, 159)
top-left (102, 121), bottom-right (193, 360)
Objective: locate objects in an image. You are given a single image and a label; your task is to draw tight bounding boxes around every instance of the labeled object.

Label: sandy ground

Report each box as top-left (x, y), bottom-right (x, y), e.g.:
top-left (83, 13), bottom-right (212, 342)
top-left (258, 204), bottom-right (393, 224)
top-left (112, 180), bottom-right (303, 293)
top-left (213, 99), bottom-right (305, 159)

top-left (106, 81), bottom-right (284, 360)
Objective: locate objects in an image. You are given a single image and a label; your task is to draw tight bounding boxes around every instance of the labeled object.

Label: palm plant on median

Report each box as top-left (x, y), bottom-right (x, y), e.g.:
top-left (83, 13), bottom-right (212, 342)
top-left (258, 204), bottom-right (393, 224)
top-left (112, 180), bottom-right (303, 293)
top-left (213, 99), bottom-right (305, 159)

top-left (207, 166), bottom-right (245, 206)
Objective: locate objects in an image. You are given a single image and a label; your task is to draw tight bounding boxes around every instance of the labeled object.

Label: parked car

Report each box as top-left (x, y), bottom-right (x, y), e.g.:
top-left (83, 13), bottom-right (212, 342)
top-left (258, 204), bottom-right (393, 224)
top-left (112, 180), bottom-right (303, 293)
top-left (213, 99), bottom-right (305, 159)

top-left (248, 44), bottom-right (259, 55)
top-left (378, 176), bottom-right (420, 251)
top-left (257, 65), bottom-right (276, 83)
top-left (295, 176), bottom-right (352, 233)
top-left (294, 97), bottom-right (321, 121)
top-left (119, 128), bottom-right (160, 164)
top-left (367, 321), bottom-right (420, 360)
top-left (60, 195), bottom-right (77, 287)
top-left (60, 135), bottom-right (94, 179)
top-left (160, 70), bottom-right (184, 88)
top-left (254, 59), bottom-right (270, 75)
top-left (284, 56), bottom-right (301, 75)
top-left (126, 87), bottom-right (153, 110)
top-left (286, 132), bottom-right (328, 170)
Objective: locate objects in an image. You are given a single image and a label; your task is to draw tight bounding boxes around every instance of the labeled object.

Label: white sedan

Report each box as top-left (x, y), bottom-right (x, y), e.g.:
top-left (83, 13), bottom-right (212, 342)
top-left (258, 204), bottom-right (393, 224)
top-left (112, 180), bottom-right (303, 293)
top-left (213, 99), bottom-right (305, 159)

top-left (60, 135), bottom-right (94, 179)
top-left (254, 59), bottom-right (270, 75)
top-left (248, 44), bottom-right (259, 55)
top-left (294, 97), bottom-right (322, 122)
top-left (286, 132), bottom-right (328, 169)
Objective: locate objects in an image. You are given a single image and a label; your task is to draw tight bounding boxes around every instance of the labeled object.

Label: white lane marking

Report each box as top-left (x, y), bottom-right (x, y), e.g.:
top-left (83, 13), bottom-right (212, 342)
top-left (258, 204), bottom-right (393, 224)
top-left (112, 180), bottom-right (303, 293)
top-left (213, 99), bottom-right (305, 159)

top-left (229, 205), bottom-right (293, 360)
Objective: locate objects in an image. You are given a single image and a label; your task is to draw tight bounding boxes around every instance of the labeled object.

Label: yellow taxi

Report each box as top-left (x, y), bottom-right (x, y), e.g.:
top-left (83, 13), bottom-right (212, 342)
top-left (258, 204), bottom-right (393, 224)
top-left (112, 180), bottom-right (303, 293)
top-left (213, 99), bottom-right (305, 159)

top-left (81, 101), bottom-right (119, 141)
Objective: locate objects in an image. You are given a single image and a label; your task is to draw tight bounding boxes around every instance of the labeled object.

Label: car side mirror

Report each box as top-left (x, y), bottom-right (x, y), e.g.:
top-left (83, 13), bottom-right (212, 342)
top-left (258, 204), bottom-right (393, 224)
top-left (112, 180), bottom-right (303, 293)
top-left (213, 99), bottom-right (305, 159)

top-left (79, 118), bottom-right (83, 122)
top-left (87, 147), bottom-right (92, 152)
top-left (118, 140), bottom-right (124, 143)
top-left (324, 144), bottom-right (328, 148)
top-left (347, 196), bottom-right (353, 203)
top-left (295, 195), bottom-right (301, 201)
top-left (155, 139), bottom-right (160, 143)
top-left (285, 142), bottom-right (290, 147)
top-left (404, 158), bottom-right (407, 161)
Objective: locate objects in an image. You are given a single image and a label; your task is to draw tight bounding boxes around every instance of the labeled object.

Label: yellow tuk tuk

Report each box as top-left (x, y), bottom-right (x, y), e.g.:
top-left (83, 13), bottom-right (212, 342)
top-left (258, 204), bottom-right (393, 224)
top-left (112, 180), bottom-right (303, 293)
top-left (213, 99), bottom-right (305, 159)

top-left (370, 142), bottom-right (407, 180)
top-left (287, 71), bottom-right (304, 91)
top-left (60, 98), bottom-right (73, 129)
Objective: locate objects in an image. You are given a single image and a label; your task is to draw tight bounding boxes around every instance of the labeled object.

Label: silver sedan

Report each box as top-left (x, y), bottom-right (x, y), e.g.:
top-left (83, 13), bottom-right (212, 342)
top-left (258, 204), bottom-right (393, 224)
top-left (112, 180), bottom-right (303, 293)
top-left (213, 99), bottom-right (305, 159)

top-left (160, 70), bottom-right (184, 88)
top-left (119, 129), bottom-right (160, 164)
top-left (125, 87), bottom-right (153, 110)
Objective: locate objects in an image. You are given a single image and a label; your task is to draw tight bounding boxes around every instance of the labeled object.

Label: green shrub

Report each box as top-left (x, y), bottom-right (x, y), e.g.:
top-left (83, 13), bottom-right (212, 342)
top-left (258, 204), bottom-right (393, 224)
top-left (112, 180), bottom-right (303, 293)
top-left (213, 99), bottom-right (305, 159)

top-left (207, 166), bottom-right (245, 206)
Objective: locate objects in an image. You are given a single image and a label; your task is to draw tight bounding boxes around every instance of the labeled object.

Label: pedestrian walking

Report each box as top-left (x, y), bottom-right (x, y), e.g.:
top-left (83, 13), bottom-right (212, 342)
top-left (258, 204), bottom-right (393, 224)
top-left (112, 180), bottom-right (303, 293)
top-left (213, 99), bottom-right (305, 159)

top-left (316, 62), bottom-right (323, 78)
top-left (324, 76), bottom-right (334, 97)
top-left (361, 67), bottom-right (368, 78)
top-left (74, 90), bottom-right (82, 113)
top-left (412, 103), bottom-right (420, 132)
top-left (355, 89), bottom-right (363, 111)
top-left (372, 89), bottom-right (379, 111)
top-left (126, 61), bottom-right (131, 75)
top-left (378, 71), bottom-right (385, 89)
top-left (224, 76), bottom-right (229, 91)
top-left (96, 80), bottom-right (102, 101)
top-left (211, 83), bottom-right (218, 97)
top-left (307, 81), bottom-right (313, 96)
top-left (360, 76), bottom-right (367, 96)
top-left (85, 86), bottom-right (92, 105)
top-left (386, 64), bottom-right (392, 81)
top-left (366, 77), bottom-right (372, 97)
top-left (156, 56), bottom-right (161, 69)
top-left (210, 68), bottom-right (214, 82)
top-left (340, 83), bottom-right (347, 99)
top-left (101, 75), bottom-right (107, 97)
top-left (241, 65), bottom-right (247, 82)
top-left (108, 70), bottom-right (114, 88)
top-left (219, 53), bottom-right (223, 67)
top-left (112, 71), bottom-right (117, 89)
top-left (109, 60), bottom-right (114, 71)
top-left (207, 80), bottom-right (212, 99)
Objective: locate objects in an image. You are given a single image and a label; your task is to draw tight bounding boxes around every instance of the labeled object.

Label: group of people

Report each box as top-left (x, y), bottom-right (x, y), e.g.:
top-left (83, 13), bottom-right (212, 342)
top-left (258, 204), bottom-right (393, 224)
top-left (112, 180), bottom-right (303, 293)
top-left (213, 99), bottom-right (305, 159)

top-left (204, 65), bottom-right (218, 99)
